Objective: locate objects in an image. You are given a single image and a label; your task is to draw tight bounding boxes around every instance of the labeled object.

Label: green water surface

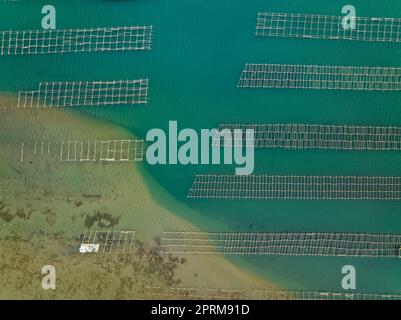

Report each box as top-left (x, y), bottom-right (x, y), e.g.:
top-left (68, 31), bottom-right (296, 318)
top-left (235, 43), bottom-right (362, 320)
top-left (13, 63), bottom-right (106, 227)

top-left (1, 0), bottom-right (401, 293)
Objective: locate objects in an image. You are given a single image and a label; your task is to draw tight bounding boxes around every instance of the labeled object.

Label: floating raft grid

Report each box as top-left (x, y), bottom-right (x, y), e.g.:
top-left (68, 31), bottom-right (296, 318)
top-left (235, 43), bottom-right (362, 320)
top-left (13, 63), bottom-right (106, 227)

top-left (0, 26), bottom-right (153, 56)
top-left (160, 231), bottom-right (401, 257)
top-left (81, 230), bottom-right (136, 253)
top-left (188, 174), bottom-right (401, 200)
top-left (147, 286), bottom-right (401, 300)
top-left (213, 123), bottom-right (401, 150)
top-left (256, 12), bottom-right (401, 43)
top-left (17, 80), bottom-right (149, 108)
top-left (237, 64), bottom-right (401, 91)
top-left (59, 139), bottom-right (144, 162)
top-left (17, 139), bottom-right (144, 163)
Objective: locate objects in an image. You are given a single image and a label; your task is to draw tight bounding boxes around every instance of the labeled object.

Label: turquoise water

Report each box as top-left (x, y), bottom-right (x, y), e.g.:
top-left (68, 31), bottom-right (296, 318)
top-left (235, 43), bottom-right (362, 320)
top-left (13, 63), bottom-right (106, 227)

top-left (1, 0), bottom-right (401, 293)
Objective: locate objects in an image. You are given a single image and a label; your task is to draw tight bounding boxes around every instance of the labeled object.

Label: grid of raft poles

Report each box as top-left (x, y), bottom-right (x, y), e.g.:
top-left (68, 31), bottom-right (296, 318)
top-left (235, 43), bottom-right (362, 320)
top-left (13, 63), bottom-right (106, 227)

top-left (3, 8), bottom-right (401, 298)
top-left (187, 175), bottom-right (401, 200)
top-left (256, 12), bottom-right (401, 43)
top-left (237, 64), bottom-right (401, 91)
top-left (160, 231), bottom-right (401, 258)
top-left (146, 286), bottom-right (401, 300)
top-left (212, 123), bottom-right (401, 150)
top-left (17, 80), bottom-right (149, 108)
top-left (59, 139), bottom-right (145, 162)
top-left (16, 139), bottom-right (144, 163)
top-left (0, 26), bottom-right (153, 55)
top-left (81, 230), bottom-right (136, 253)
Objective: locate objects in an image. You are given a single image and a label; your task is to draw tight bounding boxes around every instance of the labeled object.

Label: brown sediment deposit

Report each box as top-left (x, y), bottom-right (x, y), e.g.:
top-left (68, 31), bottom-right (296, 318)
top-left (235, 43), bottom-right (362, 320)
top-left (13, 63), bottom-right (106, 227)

top-left (0, 233), bottom-right (184, 299)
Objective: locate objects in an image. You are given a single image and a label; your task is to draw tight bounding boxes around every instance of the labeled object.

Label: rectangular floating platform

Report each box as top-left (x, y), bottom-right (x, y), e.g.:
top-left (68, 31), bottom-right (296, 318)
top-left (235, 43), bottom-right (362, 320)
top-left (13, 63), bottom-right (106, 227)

top-left (160, 231), bottom-right (401, 258)
top-left (238, 64), bottom-right (401, 91)
top-left (60, 139), bottom-right (144, 162)
top-left (213, 123), bottom-right (401, 150)
top-left (147, 286), bottom-right (401, 300)
top-left (18, 80), bottom-right (149, 108)
top-left (17, 139), bottom-right (144, 163)
top-left (256, 12), bottom-right (401, 43)
top-left (80, 230), bottom-right (136, 254)
top-left (0, 26), bottom-right (153, 55)
top-left (188, 174), bottom-right (401, 200)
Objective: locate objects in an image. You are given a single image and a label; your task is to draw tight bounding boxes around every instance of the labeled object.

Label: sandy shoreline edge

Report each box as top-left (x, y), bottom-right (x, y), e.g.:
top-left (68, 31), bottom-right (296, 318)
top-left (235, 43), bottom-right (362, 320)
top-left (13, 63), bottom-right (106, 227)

top-left (0, 94), bottom-right (279, 299)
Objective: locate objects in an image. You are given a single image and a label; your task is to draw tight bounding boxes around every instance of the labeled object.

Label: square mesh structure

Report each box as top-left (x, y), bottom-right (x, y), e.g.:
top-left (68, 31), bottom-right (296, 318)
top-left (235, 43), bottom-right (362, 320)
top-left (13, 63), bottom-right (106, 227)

top-left (146, 286), bottom-right (401, 300)
top-left (256, 12), bottom-right (401, 43)
top-left (18, 80), bottom-right (149, 108)
top-left (188, 174), bottom-right (401, 200)
top-left (81, 230), bottom-right (136, 253)
top-left (160, 231), bottom-right (401, 258)
top-left (238, 64), bottom-right (401, 91)
top-left (213, 123), bottom-right (401, 150)
top-left (0, 26), bottom-right (152, 55)
top-left (60, 139), bottom-right (144, 162)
